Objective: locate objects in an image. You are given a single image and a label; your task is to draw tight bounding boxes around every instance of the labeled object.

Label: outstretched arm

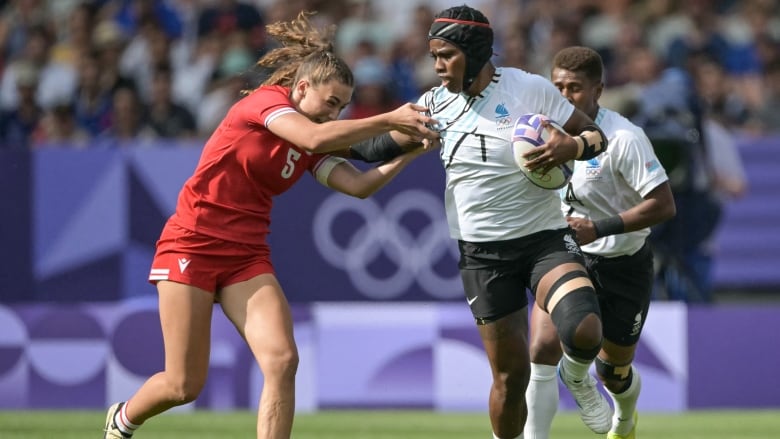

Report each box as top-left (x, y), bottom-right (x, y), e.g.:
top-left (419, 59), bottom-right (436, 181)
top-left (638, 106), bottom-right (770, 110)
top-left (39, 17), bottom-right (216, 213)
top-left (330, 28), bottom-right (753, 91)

top-left (267, 103), bottom-right (439, 154)
top-left (347, 131), bottom-right (429, 162)
top-left (324, 140), bottom-right (438, 198)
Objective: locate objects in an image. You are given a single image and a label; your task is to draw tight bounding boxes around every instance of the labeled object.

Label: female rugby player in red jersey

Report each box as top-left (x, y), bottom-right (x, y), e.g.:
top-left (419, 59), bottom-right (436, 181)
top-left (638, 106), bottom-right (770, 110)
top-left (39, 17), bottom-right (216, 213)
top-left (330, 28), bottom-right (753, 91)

top-left (103, 12), bottom-right (439, 439)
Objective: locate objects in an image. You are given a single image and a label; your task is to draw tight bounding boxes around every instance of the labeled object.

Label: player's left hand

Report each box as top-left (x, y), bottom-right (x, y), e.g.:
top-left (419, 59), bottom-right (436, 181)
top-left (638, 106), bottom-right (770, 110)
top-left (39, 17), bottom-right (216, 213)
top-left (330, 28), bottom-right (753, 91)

top-left (523, 121), bottom-right (578, 174)
top-left (566, 216), bottom-right (598, 245)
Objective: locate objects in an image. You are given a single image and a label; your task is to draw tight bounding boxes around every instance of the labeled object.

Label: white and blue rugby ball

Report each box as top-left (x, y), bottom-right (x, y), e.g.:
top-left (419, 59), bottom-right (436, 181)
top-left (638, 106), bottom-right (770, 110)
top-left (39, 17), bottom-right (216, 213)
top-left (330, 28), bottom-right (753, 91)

top-left (511, 113), bottom-right (574, 190)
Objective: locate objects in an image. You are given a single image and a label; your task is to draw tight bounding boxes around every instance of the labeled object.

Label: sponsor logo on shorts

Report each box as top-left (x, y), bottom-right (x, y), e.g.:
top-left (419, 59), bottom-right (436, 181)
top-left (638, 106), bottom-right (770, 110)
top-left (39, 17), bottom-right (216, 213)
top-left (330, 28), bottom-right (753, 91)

top-left (178, 257), bottom-right (191, 274)
top-left (631, 312), bottom-right (642, 336)
top-left (563, 233), bottom-right (581, 255)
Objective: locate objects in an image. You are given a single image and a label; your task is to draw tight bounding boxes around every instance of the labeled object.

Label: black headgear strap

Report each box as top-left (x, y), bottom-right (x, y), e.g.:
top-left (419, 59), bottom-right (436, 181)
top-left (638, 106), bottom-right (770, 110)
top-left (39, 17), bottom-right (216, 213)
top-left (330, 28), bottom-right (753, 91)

top-left (428, 18), bottom-right (493, 91)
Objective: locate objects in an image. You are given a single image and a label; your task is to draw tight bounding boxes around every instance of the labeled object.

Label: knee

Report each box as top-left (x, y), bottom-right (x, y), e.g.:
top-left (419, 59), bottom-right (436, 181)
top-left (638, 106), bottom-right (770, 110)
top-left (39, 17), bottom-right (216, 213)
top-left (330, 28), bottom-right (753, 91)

top-left (165, 374), bottom-right (206, 405)
top-left (550, 288), bottom-right (603, 360)
top-left (493, 364), bottom-right (531, 403)
top-left (573, 312), bottom-right (603, 350)
top-left (259, 346), bottom-right (299, 381)
top-left (529, 337), bottom-right (563, 365)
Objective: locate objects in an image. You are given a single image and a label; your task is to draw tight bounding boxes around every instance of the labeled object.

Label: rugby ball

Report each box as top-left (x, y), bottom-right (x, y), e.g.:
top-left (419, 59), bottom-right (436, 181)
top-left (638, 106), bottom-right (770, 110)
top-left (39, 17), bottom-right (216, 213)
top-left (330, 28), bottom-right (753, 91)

top-left (511, 113), bottom-right (574, 190)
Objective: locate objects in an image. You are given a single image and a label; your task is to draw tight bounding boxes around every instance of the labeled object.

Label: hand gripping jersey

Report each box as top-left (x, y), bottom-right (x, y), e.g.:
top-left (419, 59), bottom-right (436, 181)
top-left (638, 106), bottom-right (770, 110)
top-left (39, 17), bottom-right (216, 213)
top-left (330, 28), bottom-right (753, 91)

top-left (170, 85), bottom-right (340, 245)
top-left (418, 68), bottom-right (576, 242)
top-left (561, 108), bottom-right (669, 257)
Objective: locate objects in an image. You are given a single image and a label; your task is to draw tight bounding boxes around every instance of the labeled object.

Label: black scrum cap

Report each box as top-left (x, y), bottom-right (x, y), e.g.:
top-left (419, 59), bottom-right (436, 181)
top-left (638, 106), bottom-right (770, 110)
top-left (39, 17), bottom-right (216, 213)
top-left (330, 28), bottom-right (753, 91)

top-left (428, 15), bottom-right (493, 91)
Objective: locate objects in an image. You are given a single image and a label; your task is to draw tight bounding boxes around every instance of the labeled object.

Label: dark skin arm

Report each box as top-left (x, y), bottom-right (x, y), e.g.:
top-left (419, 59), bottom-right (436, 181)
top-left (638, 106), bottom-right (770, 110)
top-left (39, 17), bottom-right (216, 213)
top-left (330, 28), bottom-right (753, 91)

top-left (330, 131), bottom-right (437, 159)
top-left (567, 181), bottom-right (677, 245)
top-left (386, 107), bottom-right (594, 170)
top-left (523, 108), bottom-right (595, 175)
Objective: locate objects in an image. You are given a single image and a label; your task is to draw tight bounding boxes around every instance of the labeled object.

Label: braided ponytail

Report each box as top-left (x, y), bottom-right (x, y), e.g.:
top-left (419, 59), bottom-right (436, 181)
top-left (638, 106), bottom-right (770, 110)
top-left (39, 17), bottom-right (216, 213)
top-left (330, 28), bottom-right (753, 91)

top-left (256, 11), bottom-right (352, 88)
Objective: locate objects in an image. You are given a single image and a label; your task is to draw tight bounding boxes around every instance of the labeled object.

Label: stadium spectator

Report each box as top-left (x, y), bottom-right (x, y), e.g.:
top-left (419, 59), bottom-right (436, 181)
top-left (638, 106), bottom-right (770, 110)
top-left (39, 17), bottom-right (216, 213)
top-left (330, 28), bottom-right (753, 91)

top-left (689, 52), bottom-right (751, 129)
top-left (385, 3), bottom-right (441, 101)
top-left (0, 61), bottom-right (42, 148)
top-left (685, 54), bottom-right (749, 300)
top-left (48, 1), bottom-right (97, 68)
top-left (0, 0), bottom-right (50, 61)
top-left (0, 24), bottom-right (77, 111)
top-left (341, 48), bottom-right (400, 119)
top-left (107, 0), bottom-right (184, 40)
top-left (616, 44), bottom-right (728, 302)
top-left (751, 59), bottom-right (780, 133)
top-left (494, 19), bottom-right (529, 69)
top-left (335, 0), bottom-right (393, 65)
top-left (196, 0), bottom-right (267, 57)
top-left (96, 84), bottom-right (157, 146)
top-left (118, 17), bottom-right (175, 102)
top-left (195, 31), bottom-right (256, 136)
top-left (168, 30), bottom-right (222, 117)
top-left (146, 63), bottom-right (197, 139)
top-left (31, 101), bottom-right (91, 148)
top-left (381, 5), bottom-right (612, 438)
top-left (101, 11), bottom-right (439, 439)
top-left (664, 0), bottom-right (732, 72)
top-left (91, 20), bottom-right (137, 94)
top-left (579, 0), bottom-right (636, 63)
top-left (525, 46), bottom-right (676, 439)
top-left (71, 50), bottom-right (117, 137)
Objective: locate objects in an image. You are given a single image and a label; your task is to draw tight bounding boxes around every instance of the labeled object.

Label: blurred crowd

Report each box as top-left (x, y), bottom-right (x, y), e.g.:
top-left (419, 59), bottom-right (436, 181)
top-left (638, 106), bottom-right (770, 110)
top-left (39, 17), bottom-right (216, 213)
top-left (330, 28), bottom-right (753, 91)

top-left (1, 0), bottom-right (774, 302)
top-left (0, 0), bottom-right (779, 150)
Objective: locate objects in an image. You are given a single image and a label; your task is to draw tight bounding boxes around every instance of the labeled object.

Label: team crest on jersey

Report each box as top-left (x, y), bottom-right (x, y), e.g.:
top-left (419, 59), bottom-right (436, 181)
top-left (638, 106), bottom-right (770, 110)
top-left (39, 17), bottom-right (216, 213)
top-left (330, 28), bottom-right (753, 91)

top-left (494, 103), bottom-right (512, 130)
top-left (585, 157), bottom-right (603, 180)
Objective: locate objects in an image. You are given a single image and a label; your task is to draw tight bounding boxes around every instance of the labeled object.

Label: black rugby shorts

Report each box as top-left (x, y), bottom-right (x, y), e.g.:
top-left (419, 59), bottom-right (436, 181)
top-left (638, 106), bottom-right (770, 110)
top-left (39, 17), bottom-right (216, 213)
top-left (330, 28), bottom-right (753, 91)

top-left (458, 228), bottom-right (587, 322)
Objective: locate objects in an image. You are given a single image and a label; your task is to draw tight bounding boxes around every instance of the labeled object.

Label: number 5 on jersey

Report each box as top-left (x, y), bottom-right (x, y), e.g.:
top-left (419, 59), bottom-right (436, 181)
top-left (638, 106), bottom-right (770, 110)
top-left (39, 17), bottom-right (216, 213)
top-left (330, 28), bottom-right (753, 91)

top-left (281, 148), bottom-right (302, 178)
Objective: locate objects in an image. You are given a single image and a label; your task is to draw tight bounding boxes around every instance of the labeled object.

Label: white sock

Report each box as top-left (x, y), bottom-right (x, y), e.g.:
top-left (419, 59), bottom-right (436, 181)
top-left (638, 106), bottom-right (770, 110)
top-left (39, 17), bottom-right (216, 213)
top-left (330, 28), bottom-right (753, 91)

top-left (493, 432), bottom-right (523, 439)
top-left (559, 352), bottom-right (592, 383)
top-left (524, 363), bottom-right (558, 439)
top-left (607, 366), bottom-right (641, 435)
top-left (115, 401), bottom-right (141, 436)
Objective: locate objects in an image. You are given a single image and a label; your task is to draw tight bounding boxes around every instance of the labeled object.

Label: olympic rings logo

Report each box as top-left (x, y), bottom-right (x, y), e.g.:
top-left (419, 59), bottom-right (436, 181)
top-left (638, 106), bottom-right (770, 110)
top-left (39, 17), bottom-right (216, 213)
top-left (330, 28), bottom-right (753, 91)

top-left (312, 189), bottom-right (463, 300)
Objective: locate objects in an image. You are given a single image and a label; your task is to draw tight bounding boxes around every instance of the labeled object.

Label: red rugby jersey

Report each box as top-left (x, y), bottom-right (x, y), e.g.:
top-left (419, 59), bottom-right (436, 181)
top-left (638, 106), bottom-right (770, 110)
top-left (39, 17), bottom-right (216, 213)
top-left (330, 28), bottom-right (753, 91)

top-left (170, 85), bottom-right (331, 245)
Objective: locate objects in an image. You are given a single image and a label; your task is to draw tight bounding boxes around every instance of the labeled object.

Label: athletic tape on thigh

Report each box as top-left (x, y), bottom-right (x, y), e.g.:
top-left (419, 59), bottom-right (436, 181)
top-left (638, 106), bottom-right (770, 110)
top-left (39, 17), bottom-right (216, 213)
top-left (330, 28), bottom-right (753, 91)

top-left (543, 270), bottom-right (587, 312)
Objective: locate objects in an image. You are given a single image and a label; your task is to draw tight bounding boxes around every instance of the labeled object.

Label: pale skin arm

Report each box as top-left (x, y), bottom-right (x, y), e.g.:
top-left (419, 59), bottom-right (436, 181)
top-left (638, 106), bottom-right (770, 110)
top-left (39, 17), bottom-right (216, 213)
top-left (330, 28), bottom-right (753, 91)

top-left (325, 140), bottom-right (439, 199)
top-left (267, 103), bottom-right (440, 154)
top-left (566, 181), bottom-right (677, 246)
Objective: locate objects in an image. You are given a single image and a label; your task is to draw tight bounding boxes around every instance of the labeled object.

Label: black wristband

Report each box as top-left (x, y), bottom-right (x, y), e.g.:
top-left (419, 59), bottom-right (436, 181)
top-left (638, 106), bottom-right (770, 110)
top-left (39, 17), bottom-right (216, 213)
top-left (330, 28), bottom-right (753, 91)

top-left (592, 215), bottom-right (624, 238)
top-left (576, 124), bottom-right (608, 160)
top-left (349, 132), bottom-right (404, 163)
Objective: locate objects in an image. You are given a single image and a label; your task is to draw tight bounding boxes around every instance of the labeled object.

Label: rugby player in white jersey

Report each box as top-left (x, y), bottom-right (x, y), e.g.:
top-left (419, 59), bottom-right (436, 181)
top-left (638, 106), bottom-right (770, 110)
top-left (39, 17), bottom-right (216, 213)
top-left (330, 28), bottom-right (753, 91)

top-left (524, 46), bottom-right (676, 439)
top-left (365, 5), bottom-right (617, 439)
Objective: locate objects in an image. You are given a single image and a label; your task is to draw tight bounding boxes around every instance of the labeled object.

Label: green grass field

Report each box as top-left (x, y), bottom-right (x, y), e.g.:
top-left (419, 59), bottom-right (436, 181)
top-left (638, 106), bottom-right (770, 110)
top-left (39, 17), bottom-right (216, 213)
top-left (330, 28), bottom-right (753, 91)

top-left (1, 409), bottom-right (778, 438)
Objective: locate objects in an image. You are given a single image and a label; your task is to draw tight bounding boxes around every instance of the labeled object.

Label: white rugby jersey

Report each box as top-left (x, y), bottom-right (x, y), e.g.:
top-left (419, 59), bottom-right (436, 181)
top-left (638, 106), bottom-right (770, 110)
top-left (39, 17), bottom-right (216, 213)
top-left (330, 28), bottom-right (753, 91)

top-left (561, 107), bottom-right (669, 257)
top-left (418, 67), bottom-right (575, 242)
